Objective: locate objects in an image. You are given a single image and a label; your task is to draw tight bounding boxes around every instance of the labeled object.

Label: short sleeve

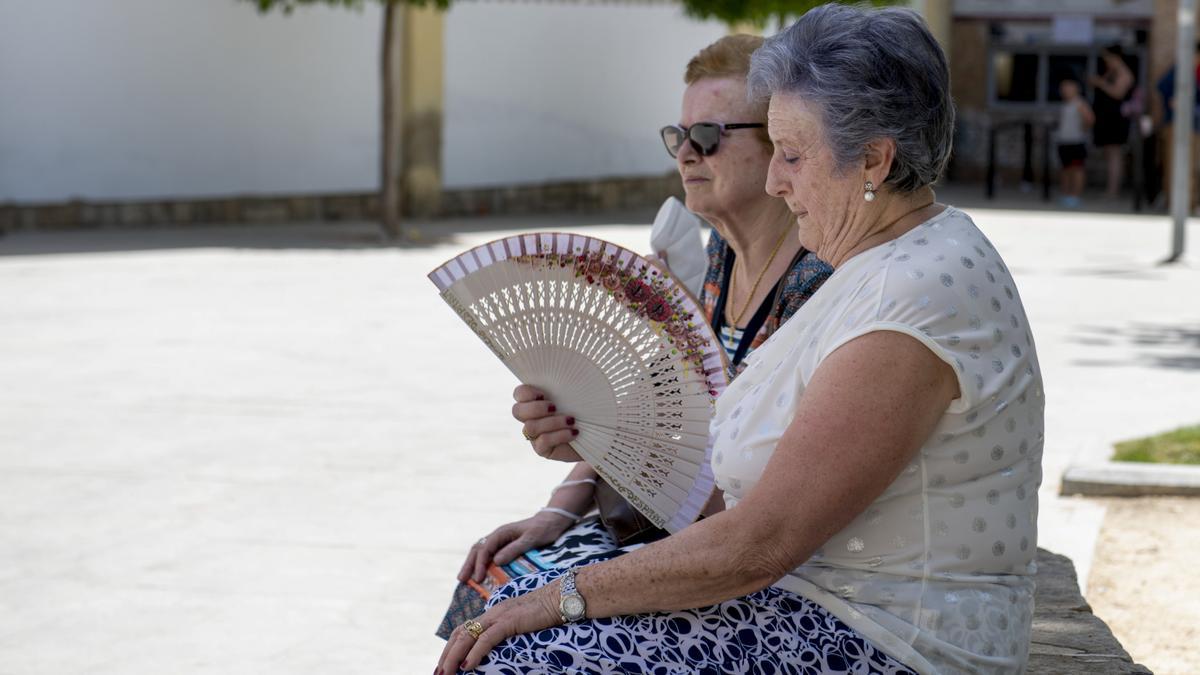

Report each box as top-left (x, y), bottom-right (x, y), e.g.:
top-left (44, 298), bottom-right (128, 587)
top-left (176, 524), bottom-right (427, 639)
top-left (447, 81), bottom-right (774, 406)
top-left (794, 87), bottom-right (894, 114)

top-left (816, 225), bottom-right (1022, 415)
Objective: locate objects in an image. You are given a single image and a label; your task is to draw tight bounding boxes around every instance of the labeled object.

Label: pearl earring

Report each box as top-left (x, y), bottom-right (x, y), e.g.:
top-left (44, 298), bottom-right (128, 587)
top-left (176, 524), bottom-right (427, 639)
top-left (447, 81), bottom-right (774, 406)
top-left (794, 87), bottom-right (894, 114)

top-left (864, 181), bottom-right (876, 202)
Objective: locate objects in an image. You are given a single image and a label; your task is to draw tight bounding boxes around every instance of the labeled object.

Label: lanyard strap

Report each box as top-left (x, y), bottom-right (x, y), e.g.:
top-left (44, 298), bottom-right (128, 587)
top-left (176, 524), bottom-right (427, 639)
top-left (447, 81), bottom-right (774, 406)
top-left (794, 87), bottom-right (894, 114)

top-left (711, 243), bottom-right (806, 368)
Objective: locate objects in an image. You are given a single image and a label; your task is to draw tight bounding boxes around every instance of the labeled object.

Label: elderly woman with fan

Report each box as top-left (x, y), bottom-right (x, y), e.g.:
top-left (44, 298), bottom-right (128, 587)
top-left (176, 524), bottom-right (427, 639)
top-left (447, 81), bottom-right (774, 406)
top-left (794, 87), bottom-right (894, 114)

top-left (438, 33), bottom-right (832, 638)
top-left (440, 5), bottom-right (1045, 674)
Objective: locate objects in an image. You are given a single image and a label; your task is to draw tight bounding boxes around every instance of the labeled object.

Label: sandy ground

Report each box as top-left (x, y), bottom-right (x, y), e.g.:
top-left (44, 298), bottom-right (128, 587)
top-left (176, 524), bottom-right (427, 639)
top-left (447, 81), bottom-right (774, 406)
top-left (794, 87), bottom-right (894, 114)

top-left (1086, 496), bottom-right (1200, 675)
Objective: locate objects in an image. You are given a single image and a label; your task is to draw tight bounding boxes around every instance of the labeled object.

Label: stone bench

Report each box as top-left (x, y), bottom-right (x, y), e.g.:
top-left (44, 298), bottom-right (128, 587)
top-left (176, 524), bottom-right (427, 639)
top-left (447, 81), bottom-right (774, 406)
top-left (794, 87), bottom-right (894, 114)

top-left (1029, 548), bottom-right (1150, 674)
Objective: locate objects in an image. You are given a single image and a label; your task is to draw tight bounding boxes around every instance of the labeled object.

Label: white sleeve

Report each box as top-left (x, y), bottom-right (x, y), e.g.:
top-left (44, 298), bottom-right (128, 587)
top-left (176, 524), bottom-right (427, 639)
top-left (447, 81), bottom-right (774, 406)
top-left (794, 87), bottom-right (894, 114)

top-left (817, 266), bottom-right (981, 414)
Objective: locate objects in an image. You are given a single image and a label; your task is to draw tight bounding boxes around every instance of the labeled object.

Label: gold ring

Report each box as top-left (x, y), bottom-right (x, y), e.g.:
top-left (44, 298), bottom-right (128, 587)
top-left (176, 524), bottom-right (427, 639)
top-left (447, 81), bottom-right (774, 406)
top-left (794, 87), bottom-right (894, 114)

top-left (522, 429), bottom-right (535, 441)
top-left (464, 618), bottom-right (484, 640)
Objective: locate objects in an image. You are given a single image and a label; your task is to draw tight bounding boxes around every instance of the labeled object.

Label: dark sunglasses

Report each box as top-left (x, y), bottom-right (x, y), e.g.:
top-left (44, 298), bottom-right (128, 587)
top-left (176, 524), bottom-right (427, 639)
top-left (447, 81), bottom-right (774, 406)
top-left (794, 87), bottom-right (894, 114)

top-left (659, 122), bottom-right (765, 158)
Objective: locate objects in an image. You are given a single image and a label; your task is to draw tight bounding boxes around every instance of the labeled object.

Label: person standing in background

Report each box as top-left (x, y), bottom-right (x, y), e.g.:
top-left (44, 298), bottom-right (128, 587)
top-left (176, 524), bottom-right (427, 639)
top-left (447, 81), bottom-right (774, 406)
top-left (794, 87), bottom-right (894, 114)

top-left (1058, 78), bottom-right (1094, 209)
top-left (1089, 45), bottom-right (1135, 199)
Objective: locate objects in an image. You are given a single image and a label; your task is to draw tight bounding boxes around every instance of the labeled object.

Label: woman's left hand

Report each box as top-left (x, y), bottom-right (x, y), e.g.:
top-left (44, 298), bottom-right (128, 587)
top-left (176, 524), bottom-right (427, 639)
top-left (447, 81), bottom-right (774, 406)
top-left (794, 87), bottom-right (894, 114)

top-left (436, 579), bottom-right (562, 673)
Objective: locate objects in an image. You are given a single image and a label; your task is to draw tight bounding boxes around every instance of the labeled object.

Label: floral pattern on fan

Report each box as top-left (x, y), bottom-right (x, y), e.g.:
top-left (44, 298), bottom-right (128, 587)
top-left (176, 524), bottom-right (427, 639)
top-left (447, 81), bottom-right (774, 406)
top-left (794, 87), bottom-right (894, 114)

top-left (429, 232), bottom-right (728, 534)
top-left (515, 248), bottom-right (714, 381)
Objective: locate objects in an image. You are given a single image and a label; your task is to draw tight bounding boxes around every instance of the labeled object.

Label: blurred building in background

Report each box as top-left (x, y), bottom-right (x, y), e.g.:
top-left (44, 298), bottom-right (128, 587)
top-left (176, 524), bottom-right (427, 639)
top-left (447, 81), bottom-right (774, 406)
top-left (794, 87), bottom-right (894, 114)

top-left (0, 1), bottom-right (725, 228)
top-left (0, 0), bottom-right (1187, 229)
top-left (942, 0), bottom-right (1177, 206)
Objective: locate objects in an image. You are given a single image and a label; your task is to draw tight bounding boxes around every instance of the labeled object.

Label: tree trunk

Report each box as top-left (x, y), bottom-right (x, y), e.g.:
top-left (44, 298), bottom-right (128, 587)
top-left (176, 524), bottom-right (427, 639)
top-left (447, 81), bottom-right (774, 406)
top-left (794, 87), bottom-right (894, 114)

top-left (380, 1), bottom-right (404, 240)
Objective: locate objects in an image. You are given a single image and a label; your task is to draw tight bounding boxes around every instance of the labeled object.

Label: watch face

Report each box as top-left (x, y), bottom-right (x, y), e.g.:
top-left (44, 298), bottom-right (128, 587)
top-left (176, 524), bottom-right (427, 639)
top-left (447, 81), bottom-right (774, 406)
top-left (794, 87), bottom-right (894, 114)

top-left (562, 594), bottom-right (586, 620)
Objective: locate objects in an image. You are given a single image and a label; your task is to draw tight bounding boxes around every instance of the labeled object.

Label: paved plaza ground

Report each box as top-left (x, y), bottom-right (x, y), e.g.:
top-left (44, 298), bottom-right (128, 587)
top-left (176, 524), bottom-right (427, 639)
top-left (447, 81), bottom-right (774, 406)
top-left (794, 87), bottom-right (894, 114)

top-left (1, 197), bottom-right (1197, 673)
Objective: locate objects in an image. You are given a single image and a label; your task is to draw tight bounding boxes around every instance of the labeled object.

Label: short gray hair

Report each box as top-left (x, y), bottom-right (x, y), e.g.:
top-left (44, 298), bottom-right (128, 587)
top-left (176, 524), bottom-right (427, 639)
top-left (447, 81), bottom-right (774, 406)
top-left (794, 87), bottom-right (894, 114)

top-left (748, 4), bottom-right (954, 193)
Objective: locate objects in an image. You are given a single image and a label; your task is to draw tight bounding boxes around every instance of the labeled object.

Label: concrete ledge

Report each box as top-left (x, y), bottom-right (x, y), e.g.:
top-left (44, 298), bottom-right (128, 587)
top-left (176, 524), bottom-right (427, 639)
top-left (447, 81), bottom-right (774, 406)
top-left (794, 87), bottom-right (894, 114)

top-left (1030, 549), bottom-right (1150, 674)
top-left (1061, 461), bottom-right (1200, 497)
top-left (0, 174), bottom-right (684, 232)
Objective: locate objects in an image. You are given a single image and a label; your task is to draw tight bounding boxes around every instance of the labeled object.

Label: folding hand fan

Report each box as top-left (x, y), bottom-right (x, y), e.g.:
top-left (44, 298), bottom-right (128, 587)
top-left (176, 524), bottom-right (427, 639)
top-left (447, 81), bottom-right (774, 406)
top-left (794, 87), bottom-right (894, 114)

top-left (429, 232), bottom-right (730, 533)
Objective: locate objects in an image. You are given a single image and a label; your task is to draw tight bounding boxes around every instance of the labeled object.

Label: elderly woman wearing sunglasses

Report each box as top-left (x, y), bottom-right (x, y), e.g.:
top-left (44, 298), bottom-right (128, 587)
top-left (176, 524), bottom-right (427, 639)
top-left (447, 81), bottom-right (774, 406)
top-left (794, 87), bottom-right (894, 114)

top-left (438, 32), bottom-right (834, 666)
top-left (440, 32), bottom-right (833, 631)
top-left (440, 5), bottom-right (1045, 674)
top-left (658, 36), bottom-right (833, 368)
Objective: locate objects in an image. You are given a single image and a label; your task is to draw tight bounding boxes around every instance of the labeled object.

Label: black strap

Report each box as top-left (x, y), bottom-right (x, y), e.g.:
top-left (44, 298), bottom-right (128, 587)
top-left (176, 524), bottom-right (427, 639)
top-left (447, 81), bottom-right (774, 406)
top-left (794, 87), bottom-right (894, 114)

top-left (711, 244), bottom-right (807, 368)
top-left (732, 285), bottom-right (777, 366)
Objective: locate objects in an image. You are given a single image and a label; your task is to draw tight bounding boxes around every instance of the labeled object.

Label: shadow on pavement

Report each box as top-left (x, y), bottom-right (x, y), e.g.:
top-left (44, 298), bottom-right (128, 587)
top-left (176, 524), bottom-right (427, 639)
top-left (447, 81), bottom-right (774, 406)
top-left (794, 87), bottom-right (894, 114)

top-left (1070, 322), bottom-right (1200, 371)
top-left (939, 182), bottom-right (1158, 217)
top-left (1060, 266), bottom-right (1166, 280)
top-left (0, 181), bottom-right (1183, 259)
top-left (0, 209), bottom-right (659, 257)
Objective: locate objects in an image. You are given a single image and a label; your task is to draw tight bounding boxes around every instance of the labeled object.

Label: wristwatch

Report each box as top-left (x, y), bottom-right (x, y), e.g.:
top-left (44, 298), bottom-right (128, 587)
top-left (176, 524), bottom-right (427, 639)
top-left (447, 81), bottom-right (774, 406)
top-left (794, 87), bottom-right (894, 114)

top-left (558, 567), bottom-right (587, 623)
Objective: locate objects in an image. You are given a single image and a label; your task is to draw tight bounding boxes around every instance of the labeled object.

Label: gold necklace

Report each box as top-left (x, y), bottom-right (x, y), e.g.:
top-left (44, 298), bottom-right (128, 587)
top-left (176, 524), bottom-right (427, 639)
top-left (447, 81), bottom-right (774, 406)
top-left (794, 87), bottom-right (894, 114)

top-left (726, 227), bottom-right (791, 344)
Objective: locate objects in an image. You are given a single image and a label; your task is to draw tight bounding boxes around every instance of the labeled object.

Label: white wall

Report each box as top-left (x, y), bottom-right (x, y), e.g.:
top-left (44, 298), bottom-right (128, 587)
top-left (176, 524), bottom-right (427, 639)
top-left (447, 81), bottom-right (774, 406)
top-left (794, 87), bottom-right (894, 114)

top-left (442, 3), bottom-right (726, 188)
top-left (0, 1), bottom-right (726, 204)
top-left (0, 1), bottom-right (381, 203)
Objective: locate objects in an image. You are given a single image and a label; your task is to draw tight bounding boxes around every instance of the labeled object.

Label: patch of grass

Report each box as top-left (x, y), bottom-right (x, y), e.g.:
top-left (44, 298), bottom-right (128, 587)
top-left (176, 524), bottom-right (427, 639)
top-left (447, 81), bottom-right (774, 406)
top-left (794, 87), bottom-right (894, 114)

top-left (1113, 424), bottom-right (1200, 465)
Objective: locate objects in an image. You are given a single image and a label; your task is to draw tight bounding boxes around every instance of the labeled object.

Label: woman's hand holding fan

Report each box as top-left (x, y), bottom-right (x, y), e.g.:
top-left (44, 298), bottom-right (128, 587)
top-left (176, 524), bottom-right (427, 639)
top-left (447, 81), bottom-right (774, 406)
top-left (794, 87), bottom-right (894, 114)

top-left (511, 384), bottom-right (581, 462)
top-left (429, 232), bottom-right (730, 533)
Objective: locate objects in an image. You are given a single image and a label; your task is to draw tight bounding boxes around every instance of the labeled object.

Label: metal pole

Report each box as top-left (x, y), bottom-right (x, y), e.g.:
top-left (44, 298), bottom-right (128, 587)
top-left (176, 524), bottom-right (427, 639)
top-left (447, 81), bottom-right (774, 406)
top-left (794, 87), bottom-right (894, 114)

top-left (1022, 122), bottom-right (1034, 189)
top-left (1133, 107), bottom-right (1145, 212)
top-left (1167, 0), bottom-right (1195, 263)
top-left (1042, 120), bottom-right (1052, 202)
top-left (986, 124), bottom-right (996, 200)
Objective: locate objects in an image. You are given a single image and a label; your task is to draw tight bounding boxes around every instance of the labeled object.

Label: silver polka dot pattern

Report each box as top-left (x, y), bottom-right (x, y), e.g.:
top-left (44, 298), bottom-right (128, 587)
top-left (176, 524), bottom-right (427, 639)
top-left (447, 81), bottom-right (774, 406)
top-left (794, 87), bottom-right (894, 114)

top-left (703, 208), bottom-right (1042, 674)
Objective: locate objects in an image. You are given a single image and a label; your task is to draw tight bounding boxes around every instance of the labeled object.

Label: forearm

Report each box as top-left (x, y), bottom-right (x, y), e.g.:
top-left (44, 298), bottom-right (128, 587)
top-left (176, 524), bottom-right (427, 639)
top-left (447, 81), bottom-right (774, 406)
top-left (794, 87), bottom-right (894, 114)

top-left (542, 463), bottom-right (598, 519)
top-left (573, 506), bottom-right (792, 618)
top-left (569, 331), bottom-right (954, 620)
top-left (1098, 78), bottom-right (1132, 101)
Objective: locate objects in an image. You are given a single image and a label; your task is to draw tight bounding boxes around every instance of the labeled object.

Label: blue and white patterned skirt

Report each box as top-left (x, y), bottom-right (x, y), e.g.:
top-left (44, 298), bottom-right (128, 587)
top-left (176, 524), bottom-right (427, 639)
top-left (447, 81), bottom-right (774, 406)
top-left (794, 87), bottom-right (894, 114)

top-left (455, 518), bottom-right (917, 675)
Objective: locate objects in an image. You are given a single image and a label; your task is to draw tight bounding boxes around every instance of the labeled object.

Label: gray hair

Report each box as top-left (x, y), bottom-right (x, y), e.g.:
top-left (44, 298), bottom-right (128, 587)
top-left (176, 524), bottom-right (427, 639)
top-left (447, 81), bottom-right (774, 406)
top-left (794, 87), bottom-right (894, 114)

top-left (748, 4), bottom-right (954, 193)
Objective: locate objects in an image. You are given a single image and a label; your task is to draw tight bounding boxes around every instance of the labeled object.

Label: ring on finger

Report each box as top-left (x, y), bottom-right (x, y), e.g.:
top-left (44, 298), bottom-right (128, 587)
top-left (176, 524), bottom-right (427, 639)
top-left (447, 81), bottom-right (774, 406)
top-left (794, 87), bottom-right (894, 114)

top-left (522, 429), bottom-right (535, 441)
top-left (463, 618), bottom-right (485, 640)
top-left (476, 537), bottom-right (487, 547)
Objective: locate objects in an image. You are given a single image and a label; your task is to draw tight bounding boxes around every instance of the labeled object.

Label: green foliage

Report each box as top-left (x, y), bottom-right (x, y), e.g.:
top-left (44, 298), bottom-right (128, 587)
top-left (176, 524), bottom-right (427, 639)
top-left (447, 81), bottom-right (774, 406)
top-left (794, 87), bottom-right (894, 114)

top-left (244, 0), bottom-right (448, 15)
top-left (679, 0), bottom-right (901, 28)
top-left (1113, 424), bottom-right (1200, 465)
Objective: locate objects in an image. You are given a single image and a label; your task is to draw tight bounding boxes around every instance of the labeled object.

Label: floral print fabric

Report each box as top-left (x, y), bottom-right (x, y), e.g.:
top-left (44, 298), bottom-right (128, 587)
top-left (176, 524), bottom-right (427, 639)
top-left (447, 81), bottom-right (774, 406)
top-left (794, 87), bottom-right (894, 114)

top-left (698, 230), bottom-right (833, 374)
top-left (470, 547), bottom-right (917, 675)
